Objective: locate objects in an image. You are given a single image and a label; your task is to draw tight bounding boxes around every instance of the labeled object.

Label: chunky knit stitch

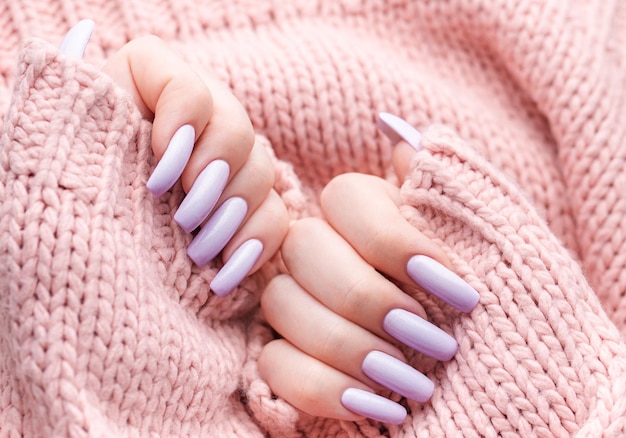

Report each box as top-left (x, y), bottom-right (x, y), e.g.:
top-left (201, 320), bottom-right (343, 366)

top-left (1, 0), bottom-right (626, 437)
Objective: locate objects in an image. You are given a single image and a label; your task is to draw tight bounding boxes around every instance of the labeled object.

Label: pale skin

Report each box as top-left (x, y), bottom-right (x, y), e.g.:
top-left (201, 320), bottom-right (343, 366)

top-left (102, 35), bottom-right (289, 274)
top-left (103, 36), bottom-right (458, 422)
top-left (259, 147), bottom-right (454, 422)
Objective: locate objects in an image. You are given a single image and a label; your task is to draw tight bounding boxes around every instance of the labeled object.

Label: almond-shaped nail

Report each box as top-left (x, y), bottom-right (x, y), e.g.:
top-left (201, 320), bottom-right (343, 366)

top-left (187, 197), bottom-right (248, 267)
top-left (174, 160), bottom-right (230, 232)
top-left (147, 125), bottom-right (195, 197)
top-left (59, 19), bottom-right (94, 58)
top-left (377, 113), bottom-right (422, 150)
top-left (383, 309), bottom-right (458, 361)
top-left (362, 351), bottom-right (434, 403)
top-left (341, 388), bottom-right (406, 425)
top-left (407, 255), bottom-right (479, 313)
top-left (210, 239), bottom-right (263, 297)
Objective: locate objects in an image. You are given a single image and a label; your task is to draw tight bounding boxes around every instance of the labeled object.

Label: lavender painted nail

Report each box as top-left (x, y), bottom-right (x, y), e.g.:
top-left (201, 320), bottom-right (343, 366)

top-left (341, 388), bottom-right (406, 425)
top-left (377, 112), bottom-right (422, 150)
top-left (174, 160), bottom-right (230, 232)
top-left (210, 239), bottom-right (263, 297)
top-left (59, 19), bottom-right (94, 58)
top-left (362, 351), bottom-right (434, 403)
top-left (383, 309), bottom-right (458, 361)
top-left (146, 125), bottom-right (195, 197)
top-left (407, 255), bottom-right (479, 313)
top-left (187, 197), bottom-right (248, 267)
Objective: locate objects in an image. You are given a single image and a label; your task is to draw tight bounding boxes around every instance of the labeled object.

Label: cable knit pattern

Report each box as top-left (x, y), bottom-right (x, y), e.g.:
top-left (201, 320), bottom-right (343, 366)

top-left (1, 0), bottom-right (626, 436)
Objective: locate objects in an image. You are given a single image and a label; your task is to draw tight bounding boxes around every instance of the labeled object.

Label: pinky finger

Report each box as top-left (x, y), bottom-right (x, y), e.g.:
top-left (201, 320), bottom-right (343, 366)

top-left (258, 339), bottom-right (407, 425)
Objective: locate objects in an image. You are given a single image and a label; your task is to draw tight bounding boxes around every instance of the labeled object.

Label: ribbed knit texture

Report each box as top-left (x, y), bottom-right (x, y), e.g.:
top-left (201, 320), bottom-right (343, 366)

top-left (1, 0), bottom-right (626, 436)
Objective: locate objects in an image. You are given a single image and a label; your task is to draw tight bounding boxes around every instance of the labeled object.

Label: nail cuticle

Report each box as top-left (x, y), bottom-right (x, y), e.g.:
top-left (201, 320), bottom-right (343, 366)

top-left (407, 255), bottom-right (479, 313)
top-left (146, 124), bottom-right (195, 197)
top-left (383, 308), bottom-right (458, 361)
top-left (175, 159), bottom-right (230, 233)
top-left (362, 350), bottom-right (434, 403)
top-left (210, 238), bottom-right (263, 297)
top-left (341, 388), bottom-right (406, 425)
top-left (187, 197), bottom-right (248, 267)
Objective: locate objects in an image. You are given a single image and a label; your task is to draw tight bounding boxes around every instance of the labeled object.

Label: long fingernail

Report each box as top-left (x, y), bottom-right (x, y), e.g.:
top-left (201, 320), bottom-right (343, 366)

top-left (341, 388), bottom-right (406, 425)
top-left (210, 239), bottom-right (263, 297)
top-left (362, 351), bottom-right (434, 403)
top-left (187, 197), bottom-right (248, 267)
top-left (147, 125), bottom-right (195, 197)
top-left (383, 309), bottom-right (458, 361)
top-left (174, 160), bottom-right (230, 232)
top-left (59, 19), bottom-right (94, 58)
top-left (407, 255), bottom-right (479, 313)
top-left (377, 113), bottom-right (422, 151)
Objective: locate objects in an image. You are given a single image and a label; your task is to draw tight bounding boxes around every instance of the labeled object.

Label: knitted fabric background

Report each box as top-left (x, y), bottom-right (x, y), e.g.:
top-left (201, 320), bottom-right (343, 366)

top-left (1, 0), bottom-right (626, 436)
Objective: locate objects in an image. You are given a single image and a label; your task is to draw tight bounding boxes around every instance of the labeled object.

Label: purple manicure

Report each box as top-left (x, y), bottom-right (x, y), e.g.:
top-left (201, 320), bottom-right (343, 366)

top-left (187, 197), bottom-right (248, 267)
top-left (407, 255), bottom-right (479, 313)
top-left (362, 351), bottom-right (434, 403)
top-left (377, 113), bottom-right (422, 150)
top-left (146, 125), bottom-right (195, 197)
top-left (174, 160), bottom-right (230, 232)
top-left (341, 388), bottom-right (406, 425)
top-left (383, 309), bottom-right (458, 361)
top-left (210, 239), bottom-right (263, 297)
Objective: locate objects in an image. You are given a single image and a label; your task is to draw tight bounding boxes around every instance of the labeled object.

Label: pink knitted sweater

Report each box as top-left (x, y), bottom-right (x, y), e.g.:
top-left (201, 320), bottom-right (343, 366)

top-left (1, 0), bottom-right (626, 436)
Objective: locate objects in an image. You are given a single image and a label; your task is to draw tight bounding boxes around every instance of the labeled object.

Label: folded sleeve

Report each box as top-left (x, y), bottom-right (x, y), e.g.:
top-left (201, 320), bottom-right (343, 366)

top-left (0, 38), bottom-right (309, 437)
top-left (393, 124), bottom-right (626, 437)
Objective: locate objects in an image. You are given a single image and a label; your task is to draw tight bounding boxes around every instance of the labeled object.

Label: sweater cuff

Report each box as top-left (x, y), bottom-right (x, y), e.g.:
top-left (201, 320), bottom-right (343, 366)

top-left (397, 124), bottom-right (626, 436)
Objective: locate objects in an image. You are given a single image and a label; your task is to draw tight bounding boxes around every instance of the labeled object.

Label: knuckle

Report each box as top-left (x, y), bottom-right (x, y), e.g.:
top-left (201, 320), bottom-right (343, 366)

top-left (244, 146), bottom-right (274, 192)
top-left (125, 34), bottom-right (163, 52)
top-left (320, 172), bottom-right (360, 208)
top-left (260, 274), bottom-right (292, 315)
top-left (295, 363), bottom-right (326, 410)
top-left (282, 217), bottom-right (324, 256)
top-left (360, 224), bottom-right (395, 262)
top-left (258, 339), bottom-right (282, 379)
top-left (314, 320), bottom-right (348, 363)
top-left (336, 274), bottom-right (373, 317)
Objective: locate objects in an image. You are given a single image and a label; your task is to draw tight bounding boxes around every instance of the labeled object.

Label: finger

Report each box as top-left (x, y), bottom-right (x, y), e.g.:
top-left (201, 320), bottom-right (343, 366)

top-left (321, 173), bottom-right (479, 313)
top-left (281, 218), bottom-right (459, 361)
top-left (174, 138), bottom-right (273, 233)
top-left (377, 112), bottom-right (422, 181)
top-left (185, 142), bottom-right (277, 269)
top-left (262, 275), bottom-right (434, 402)
top-left (102, 35), bottom-right (254, 196)
top-left (208, 190), bottom-right (288, 297)
top-left (392, 142), bottom-right (417, 182)
top-left (258, 339), bottom-right (407, 424)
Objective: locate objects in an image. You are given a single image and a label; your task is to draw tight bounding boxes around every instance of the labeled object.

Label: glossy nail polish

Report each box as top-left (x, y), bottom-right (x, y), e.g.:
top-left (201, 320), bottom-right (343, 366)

top-left (341, 388), bottom-right (406, 425)
top-left (210, 239), bottom-right (263, 297)
top-left (383, 308), bottom-right (458, 361)
top-left (362, 351), bottom-right (434, 402)
top-left (146, 125), bottom-right (195, 197)
top-left (187, 197), bottom-right (248, 267)
top-left (407, 255), bottom-right (479, 313)
top-left (174, 160), bottom-right (230, 232)
top-left (377, 112), bottom-right (422, 150)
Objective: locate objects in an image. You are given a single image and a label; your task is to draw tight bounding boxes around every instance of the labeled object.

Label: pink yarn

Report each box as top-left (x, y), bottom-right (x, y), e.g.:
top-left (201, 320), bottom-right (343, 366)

top-left (1, 1), bottom-right (626, 436)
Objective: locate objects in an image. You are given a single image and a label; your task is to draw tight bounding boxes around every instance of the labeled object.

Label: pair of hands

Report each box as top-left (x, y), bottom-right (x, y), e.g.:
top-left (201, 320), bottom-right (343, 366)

top-left (65, 23), bottom-right (479, 424)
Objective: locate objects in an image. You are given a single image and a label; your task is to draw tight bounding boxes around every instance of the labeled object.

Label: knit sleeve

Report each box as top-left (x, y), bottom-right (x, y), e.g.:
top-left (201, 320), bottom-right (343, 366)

top-left (392, 125), bottom-right (626, 437)
top-left (0, 38), bottom-right (308, 437)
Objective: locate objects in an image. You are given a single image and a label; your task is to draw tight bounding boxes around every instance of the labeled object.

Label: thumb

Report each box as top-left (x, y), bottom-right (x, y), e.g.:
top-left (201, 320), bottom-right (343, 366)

top-left (377, 113), bottom-right (423, 182)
